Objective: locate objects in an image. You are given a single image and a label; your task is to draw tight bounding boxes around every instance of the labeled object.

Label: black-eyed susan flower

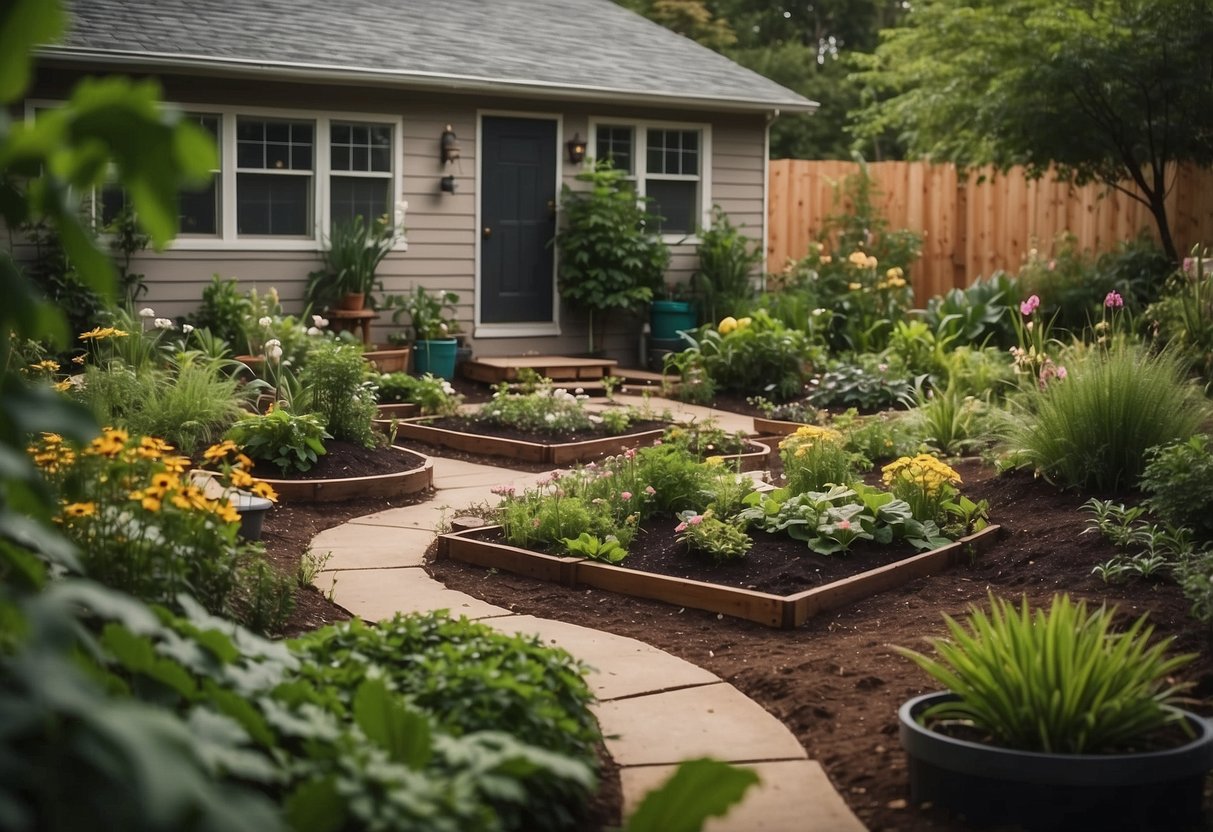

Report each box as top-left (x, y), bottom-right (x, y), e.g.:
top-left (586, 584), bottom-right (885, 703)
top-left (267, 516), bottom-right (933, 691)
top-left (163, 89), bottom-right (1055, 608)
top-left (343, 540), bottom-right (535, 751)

top-left (63, 501), bottom-right (96, 518)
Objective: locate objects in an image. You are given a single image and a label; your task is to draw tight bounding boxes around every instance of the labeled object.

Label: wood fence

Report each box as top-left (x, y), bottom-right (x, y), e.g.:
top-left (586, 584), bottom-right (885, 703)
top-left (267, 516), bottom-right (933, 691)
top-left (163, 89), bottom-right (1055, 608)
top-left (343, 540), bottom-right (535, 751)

top-left (766, 159), bottom-right (1213, 300)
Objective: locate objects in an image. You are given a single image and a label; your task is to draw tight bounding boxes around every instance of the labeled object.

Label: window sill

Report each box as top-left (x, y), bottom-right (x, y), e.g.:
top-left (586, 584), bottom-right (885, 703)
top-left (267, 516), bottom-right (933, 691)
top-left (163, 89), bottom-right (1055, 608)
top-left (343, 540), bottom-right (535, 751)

top-left (474, 321), bottom-right (561, 339)
top-left (164, 238), bottom-right (409, 253)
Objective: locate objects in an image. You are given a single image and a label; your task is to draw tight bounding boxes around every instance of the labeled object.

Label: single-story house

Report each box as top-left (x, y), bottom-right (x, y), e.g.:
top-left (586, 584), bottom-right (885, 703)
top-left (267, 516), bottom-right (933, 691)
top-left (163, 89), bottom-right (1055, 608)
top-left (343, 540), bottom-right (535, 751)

top-left (29, 0), bottom-right (816, 362)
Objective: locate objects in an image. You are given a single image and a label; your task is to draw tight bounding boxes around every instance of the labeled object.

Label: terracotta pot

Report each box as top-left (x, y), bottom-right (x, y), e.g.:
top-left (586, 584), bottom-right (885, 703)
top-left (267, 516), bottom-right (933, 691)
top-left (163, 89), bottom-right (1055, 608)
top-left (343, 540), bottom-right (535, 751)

top-left (337, 292), bottom-right (366, 311)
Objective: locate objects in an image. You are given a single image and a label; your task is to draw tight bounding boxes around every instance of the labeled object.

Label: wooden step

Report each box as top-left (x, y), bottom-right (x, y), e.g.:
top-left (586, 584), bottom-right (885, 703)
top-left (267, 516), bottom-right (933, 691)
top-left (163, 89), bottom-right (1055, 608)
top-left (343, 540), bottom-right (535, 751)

top-left (460, 354), bottom-right (618, 384)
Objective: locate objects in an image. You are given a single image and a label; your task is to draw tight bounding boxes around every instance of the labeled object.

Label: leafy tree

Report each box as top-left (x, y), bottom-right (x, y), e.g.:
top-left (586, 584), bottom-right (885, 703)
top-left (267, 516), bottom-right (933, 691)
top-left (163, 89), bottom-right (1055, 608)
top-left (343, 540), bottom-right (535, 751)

top-left (851, 0), bottom-right (1213, 263)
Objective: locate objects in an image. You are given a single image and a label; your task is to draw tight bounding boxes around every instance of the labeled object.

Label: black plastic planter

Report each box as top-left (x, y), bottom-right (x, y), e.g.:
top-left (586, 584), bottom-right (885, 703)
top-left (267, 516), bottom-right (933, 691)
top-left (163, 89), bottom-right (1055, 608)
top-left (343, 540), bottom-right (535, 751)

top-left (899, 692), bottom-right (1213, 831)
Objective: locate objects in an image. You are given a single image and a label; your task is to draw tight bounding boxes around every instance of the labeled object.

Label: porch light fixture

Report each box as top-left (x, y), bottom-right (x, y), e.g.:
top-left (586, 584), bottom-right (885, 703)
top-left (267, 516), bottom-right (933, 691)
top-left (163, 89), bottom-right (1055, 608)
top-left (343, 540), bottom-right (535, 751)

top-left (440, 174), bottom-right (458, 193)
top-left (566, 132), bottom-right (586, 164)
top-left (440, 124), bottom-right (460, 164)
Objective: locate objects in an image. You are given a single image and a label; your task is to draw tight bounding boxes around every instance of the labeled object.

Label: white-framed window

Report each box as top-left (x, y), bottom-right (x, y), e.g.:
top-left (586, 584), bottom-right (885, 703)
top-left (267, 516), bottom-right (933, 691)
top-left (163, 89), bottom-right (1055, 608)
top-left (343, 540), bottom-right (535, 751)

top-left (29, 100), bottom-right (404, 250)
top-left (590, 119), bottom-right (710, 238)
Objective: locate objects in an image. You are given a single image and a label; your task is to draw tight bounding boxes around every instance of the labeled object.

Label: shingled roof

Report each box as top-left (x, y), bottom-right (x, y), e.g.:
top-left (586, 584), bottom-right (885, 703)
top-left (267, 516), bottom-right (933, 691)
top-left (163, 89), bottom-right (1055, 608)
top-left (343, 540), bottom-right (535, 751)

top-left (44, 0), bottom-right (816, 113)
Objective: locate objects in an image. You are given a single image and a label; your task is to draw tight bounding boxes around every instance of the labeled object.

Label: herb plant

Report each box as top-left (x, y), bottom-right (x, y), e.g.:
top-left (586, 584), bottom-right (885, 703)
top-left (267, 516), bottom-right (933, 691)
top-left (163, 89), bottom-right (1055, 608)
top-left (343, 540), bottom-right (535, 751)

top-left (897, 593), bottom-right (1196, 754)
top-left (779, 424), bottom-right (860, 494)
top-left (384, 284), bottom-right (461, 341)
top-left (225, 406), bottom-right (331, 474)
top-left (674, 510), bottom-right (752, 561)
top-left (563, 532), bottom-right (628, 563)
top-left (298, 338), bottom-right (379, 447)
top-left (374, 371), bottom-right (463, 415)
top-left (1141, 435), bottom-right (1213, 542)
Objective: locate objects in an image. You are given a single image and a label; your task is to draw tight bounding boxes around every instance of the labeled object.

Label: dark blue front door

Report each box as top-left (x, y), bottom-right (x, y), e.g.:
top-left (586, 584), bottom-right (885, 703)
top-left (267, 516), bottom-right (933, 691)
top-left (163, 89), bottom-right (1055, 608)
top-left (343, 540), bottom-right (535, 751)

top-left (480, 116), bottom-right (557, 324)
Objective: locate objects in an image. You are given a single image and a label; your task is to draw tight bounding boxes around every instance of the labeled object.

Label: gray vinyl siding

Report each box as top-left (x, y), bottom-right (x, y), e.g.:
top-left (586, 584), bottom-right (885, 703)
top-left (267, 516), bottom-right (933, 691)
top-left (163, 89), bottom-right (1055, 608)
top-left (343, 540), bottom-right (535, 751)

top-left (22, 67), bottom-right (769, 364)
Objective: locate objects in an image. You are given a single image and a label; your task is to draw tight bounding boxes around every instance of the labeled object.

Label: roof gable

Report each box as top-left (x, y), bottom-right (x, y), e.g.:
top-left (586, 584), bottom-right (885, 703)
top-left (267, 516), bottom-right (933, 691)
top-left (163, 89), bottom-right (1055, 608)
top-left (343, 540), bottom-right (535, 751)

top-left (47, 0), bottom-right (817, 112)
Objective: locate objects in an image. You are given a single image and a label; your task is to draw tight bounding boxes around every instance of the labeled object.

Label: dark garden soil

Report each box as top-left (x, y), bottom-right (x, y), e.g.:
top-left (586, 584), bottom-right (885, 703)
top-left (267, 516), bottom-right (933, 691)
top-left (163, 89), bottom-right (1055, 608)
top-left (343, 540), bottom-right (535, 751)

top-left (259, 433), bottom-right (1213, 832)
top-left (248, 439), bottom-right (425, 481)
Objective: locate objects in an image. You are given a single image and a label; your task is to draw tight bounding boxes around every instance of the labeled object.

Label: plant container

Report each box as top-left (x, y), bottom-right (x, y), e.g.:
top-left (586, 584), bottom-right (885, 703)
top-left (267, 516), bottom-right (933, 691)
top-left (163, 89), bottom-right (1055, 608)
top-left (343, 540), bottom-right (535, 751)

top-left (362, 347), bottom-right (411, 373)
top-left (337, 292), bottom-right (366, 311)
top-left (413, 338), bottom-right (458, 379)
top-left (899, 691), bottom-right (1213, 831)
top-left (233, 492), bottom-right (274, 541)
top-left (649, 300), bottom-right (696, 340)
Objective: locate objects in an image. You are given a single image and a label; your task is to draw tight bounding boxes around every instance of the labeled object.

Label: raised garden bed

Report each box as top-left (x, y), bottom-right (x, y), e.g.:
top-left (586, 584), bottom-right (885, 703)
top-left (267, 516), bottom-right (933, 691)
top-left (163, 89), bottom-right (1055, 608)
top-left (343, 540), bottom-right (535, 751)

top-left (391, 416), bottom-right (667, 465)
top-left (752, 415), bottom-right (810, 436)
top-left (437, 522), bottom-right (1001, 628)
top-left (257, 444), bottom-right (433, 503)
top-left (375, 402), bottom-right (420, 420)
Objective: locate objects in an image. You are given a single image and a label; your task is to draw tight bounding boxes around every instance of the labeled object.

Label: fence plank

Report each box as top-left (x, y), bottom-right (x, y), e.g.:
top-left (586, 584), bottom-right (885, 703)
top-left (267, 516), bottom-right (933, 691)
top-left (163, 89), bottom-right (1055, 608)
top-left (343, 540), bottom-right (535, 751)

top-left (766, 161), bottom-right (1213, 300)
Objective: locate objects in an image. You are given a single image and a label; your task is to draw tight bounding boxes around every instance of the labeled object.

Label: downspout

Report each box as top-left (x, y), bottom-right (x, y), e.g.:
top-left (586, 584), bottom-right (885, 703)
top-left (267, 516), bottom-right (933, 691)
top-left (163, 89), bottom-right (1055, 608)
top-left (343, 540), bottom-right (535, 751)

top-left (762, 109), bottom-right (779, 291)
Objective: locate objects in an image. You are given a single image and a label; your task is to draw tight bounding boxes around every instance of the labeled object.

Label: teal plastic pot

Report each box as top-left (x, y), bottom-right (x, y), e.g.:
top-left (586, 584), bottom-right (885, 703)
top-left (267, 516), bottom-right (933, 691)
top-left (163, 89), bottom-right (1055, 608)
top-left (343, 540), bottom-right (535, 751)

top-left (649, 300), bottom-right (697, 340)
top-left (413, 338), bottom-right (458, 379)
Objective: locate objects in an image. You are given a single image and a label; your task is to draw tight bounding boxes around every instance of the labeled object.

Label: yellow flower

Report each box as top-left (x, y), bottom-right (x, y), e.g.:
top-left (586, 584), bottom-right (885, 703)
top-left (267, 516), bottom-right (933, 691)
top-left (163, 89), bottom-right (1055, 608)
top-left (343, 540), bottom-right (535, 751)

top-left (204, 440), bottom-right (238, 461)
top-left (865, 255), bottom-right (878, 269)
top-left (736, 317), bottom-right (752, 330)
top-left (888, 276), bottom-right (906, 288)
top-left (71, 354), bottom-right (86, 365)
top-left (230, 468), bottom-right (255, 489)
top-left (886, 267), bottom-right (904, 280)
top-left (705, 455), bottom-right (724, 466)
top-left (78, 326), bottom-right (129, 341)
top-left (235, 453), bottom-right (255, 471)
top-left (718, 316), bottom-right (738, 335)
top-left (252, 481), bottom-right (278, 502)
top-left (63, 502), bottom-right (96, 518)
top-left (213, 501), bottom-right (241, 525)
top-left (819, 255), bottom-right (832, 265)
top-left (53, 380), bottom-right (72, 392)
top-left (848, 282), bottom-right (862, 291)
top-left (163, 455), bottom-right (190, 473)
top-left (42, 433), bottom-right (64, 446)
top-left (141, 496), bottom-right (162, 512)
top-left (847, 251), bottom-right (868, 266)
top-left (151, 472), bottom-right (180, 492)
top-left (29, 359), bottom-right (60, 373)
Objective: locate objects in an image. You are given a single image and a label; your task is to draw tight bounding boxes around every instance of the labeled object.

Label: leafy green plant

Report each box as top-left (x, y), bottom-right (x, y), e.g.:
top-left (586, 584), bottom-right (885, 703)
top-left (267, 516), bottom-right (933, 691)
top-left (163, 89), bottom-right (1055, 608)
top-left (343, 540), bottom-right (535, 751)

top-left (674, 510), bottom-right (752, 561)
top-left (668, 310), bottom-right (819, 401)
top-left (189, 274), bottom-right (251, 349)
top-left (662, 419), bottom-right (748, 459)
top-left (806, 358), bottom-right (918, 412)
top-left (563, 532), bottom-right (628, 563)
top-left (937, 344), bottom-right (1017, 400)
top-left (1140, 434), bottom-right (1213, 542)
top-left (1002, 343), bottom-right (1207, 491)
top-left (904, 382), bottom-right (991, 456)
top-left (918, 271), bottom-right (1018, 350)
top-left (225, 406), bottom-right (331, 474)
top-left (555, 162), bottom-right (670, 352)
top-left (474, 380), bottom-right (594, 433)
top-left (622, 758), bottom-right (759, 832)
top-left (896, 593), bottom-right (1196, 754)
top-left (384, 284), bottom-right (461, 341)
top-left (374, 371), bottom-right (463, 415)
top-left (881, 453), bottom-right (963, 526)
top-left (298, 337), bottom-right (379, 447)
top-left (692, 206), bottom-right (763, 322)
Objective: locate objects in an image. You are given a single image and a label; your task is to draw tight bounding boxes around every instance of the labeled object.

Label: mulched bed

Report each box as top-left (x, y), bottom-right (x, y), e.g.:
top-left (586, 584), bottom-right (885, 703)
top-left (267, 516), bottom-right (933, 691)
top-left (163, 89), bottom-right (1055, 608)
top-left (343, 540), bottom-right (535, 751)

top-left (260, 424), bottom-right (1213, 832)
top-left (249, 439), bottom-right (425, 480)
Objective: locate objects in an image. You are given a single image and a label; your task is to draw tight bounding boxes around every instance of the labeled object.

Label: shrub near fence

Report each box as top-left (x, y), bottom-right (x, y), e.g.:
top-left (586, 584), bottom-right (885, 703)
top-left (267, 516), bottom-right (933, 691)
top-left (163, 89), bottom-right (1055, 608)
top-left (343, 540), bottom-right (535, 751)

top-left (767, 160), bottom-right (1213, 298)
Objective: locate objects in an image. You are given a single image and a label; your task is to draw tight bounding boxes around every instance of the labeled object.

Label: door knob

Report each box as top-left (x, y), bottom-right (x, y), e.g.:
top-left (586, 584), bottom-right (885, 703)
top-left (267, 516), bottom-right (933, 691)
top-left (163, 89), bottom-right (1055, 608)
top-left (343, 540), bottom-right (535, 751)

top-left (483, 226), bottom-right (492, 238)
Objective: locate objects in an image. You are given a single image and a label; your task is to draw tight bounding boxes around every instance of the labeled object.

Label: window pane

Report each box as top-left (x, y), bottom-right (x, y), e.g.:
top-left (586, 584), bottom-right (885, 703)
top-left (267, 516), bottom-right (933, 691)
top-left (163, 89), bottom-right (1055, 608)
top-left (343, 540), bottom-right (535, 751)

top-left (236, 118), bottom-right (314, 171)
top-left (330, 176), bottom-right (390, 227)
top-left (237, 173), bottom-right (311, 235)
top-left (99, 184), bottom-right (128, 226)
top-left (645, 178), bottom-right (697, 234)
top-left (596, 124), bottom-right (633, 174)
top-left (331, 122), bottom-right (350, 144)
top-left (332, 120), bottom-right (393, 173)
top-left (351, 145), bottom-right (368, 171)
top-left (370, 146), bottom-right (391, 171)
top-left (331, 144), bottom-right (350, 171)
top-left (180, 175), bottom-right (219, 235)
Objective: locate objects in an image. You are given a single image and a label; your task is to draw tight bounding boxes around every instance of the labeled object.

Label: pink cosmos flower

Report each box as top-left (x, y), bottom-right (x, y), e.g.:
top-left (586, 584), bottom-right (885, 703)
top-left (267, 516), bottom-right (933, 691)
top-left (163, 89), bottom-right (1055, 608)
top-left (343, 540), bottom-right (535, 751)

top-left (1020, 295), bottom-right (1040, 317)
top-left (675, 522), bottom-right (688, 533)
top-left (645, 485), bottom-right (656, 496)
top-left (620, 491), bottom-right (632, 500)
top-left (1057, 366), bottom-right (1068, 379)
top-left (1104, 291), bottom-right (1124, 309)
top-left (688, 514), bottom-right (703, 525)
top-left (624, 448), bottom-right (637, 459)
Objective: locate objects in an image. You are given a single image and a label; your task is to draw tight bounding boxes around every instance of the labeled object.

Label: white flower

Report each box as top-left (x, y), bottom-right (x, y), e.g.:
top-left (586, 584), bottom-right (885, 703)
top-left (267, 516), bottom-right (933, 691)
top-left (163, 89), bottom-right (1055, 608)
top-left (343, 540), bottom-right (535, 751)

top-left (441, 381), bottom-right (455, 395)
top-left (307, 326), bottom-right (321, 336)
top-left (153, 318), bottom-right (173, 329)
top-left (267, 344), bottom-right (283, 362)
top-left (544, 413), bottom-right (556, 423)
top-left (312, 314), bottom-right (328, 328)
top-left (182, 324), bottom-right (195, 334)
top-left (264, 339), bottom-right (281, 349)
top-left (259, 316), bottom-right (273, 329)
top-left (138, 307), bottom-right (155, 318)
top-left (574, 387), bottom-right (584, 395)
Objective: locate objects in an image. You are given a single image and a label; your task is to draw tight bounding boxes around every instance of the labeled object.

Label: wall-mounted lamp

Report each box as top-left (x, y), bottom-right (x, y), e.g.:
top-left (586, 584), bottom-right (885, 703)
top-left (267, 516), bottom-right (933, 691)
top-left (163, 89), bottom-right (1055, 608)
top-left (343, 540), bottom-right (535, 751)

top-left (440, 174), bottom-right (458, 193)
top-left (440, 124), bottom-right (461, 165)
top-left (566, 132), bottom-right (586, 164)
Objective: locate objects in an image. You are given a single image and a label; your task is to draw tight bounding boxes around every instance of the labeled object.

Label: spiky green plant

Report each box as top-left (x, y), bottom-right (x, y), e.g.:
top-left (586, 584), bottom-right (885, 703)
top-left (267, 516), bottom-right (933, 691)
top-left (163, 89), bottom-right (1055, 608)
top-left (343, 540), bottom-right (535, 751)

top-left (897, 593), bottom-right (1195, 754)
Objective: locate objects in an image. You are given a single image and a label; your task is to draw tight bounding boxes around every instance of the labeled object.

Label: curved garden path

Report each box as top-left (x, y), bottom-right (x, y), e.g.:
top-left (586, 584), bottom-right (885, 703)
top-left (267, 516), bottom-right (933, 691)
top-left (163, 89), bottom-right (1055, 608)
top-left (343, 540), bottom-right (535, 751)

top-left (310, 394), bottom-right (866, 831)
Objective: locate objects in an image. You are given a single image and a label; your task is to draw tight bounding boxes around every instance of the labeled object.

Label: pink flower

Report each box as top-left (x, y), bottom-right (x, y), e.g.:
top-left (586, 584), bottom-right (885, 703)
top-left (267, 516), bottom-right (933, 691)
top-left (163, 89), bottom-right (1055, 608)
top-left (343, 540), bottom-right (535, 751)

top-left (688, 514), bottom-right (703, 526)
top-left (531, 518), bottom-right (541, 528)
top-left (1056, 365), bottom-right (1067, 379)
top-left (675, 522), bottom-right (688, 533)
top-left (620, 491), bottom-right (632, 500)
top-left (644, 485), bottom-right (656, 495)
top-left (1020, 295), bottom-right (1040, 317)
top-left (836, 519), bottom-right (851, 530)
top-left (652, 439), bottom-right (663, 446)
top-left (624, 448), bottom-right (637, 460)
top-left (1104, 291), bottom-right (1124, 309)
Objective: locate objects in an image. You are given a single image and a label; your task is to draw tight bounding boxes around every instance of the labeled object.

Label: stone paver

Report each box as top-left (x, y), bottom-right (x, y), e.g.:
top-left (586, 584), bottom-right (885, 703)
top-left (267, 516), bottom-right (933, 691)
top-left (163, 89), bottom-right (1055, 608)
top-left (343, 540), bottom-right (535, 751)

top-left (620, 760), bottom-right (866, 832)
top-left (310, 525), bottom-right (433, 570)
top-left (482, 614), bottom-right (718, 701)
top-left (593, 682), bottom-right (808, 766)
top-left (315, 567), bottom-right (511, 622)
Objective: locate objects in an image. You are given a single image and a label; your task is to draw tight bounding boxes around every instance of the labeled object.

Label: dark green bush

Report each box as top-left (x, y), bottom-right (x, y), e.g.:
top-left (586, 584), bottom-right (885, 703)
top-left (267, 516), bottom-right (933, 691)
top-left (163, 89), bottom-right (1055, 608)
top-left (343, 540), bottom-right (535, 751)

top-left (1141, 435), bottom-right (1213, 542)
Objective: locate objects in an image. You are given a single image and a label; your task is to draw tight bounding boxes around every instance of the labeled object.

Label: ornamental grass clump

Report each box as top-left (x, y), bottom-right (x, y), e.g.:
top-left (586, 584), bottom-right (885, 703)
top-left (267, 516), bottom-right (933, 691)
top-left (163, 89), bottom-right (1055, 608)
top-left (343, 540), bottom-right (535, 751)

top-left (1002, 343), bottom-right (1207, 491)
top-left (897, 593), bottom-right (1196, 754)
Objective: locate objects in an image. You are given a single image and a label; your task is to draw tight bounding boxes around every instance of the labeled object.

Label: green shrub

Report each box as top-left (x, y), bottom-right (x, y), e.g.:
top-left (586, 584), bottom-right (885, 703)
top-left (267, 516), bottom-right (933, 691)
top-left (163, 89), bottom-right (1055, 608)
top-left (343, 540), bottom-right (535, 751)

top-left (298, 338), bottom-right (378, 447)
top-left (190, 274), bottom-right (252, 350)
top-left (635, 443), bottom-right (717, 514)
top-left (692, 206), bottom-right (764, 322)
top-left (473, 380), bottom-right (592, 433)
top-left (918, 271), bottom-right (1018, 350)
top-left (1145, 251), bottom-right (1213, 383)
top-left (668, 310), bottom-right (819, 401)
top-left (1002, 343), bottom-right (1207, 491)
top-left (374, 371), bottom-right (463, 415)
top-left (779, 424), bottom-right (859, 494)
top-left (897, 593), bottom-right (1195, 754)
top-left (806, 356), bottom-right (917, 412)
top-left (225, 406), bottom-right (331, 474)
top-left (1141, 435), bottom-right (1213, 542)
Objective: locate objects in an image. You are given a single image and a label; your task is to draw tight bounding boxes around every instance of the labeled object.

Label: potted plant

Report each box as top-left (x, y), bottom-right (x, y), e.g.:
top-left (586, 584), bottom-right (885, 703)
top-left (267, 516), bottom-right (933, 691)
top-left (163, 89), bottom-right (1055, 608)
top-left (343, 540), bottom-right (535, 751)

top-left (649, 282), bottom-right (699, 342)
top-left (382, 285), bottom-right (461, 380)
top-left (305, 214), bottom-right (398, 312)
top-left (896, 593), bottom-right (1213, 831)
top-left (555, 162), bottom-right (669, 354)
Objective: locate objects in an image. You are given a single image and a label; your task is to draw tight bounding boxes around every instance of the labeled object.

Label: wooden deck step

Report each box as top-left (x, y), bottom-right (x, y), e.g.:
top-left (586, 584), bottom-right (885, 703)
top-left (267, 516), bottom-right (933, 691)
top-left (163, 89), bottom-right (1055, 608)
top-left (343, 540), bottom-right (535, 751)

top-left (461, 355), bottom-right (618, 384)
top-left (612, 367), bottom-right (667, 388)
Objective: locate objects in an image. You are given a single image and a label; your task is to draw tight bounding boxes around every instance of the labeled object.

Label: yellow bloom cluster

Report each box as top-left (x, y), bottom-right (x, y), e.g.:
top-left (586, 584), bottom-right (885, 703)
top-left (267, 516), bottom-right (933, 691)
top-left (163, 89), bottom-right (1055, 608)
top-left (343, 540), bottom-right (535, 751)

top-left (717, 316), bottom-right (753, 335)
top-left (847, 251), bottom-right (879, 270)
top-left (779, 424), bottom-right (844, 458)
top-left (881, 454), bottom-right (962, 497)
top-left (78, 326), bottom-right (129, 341)
top-left (27, 432), bottom-right (76, 473)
